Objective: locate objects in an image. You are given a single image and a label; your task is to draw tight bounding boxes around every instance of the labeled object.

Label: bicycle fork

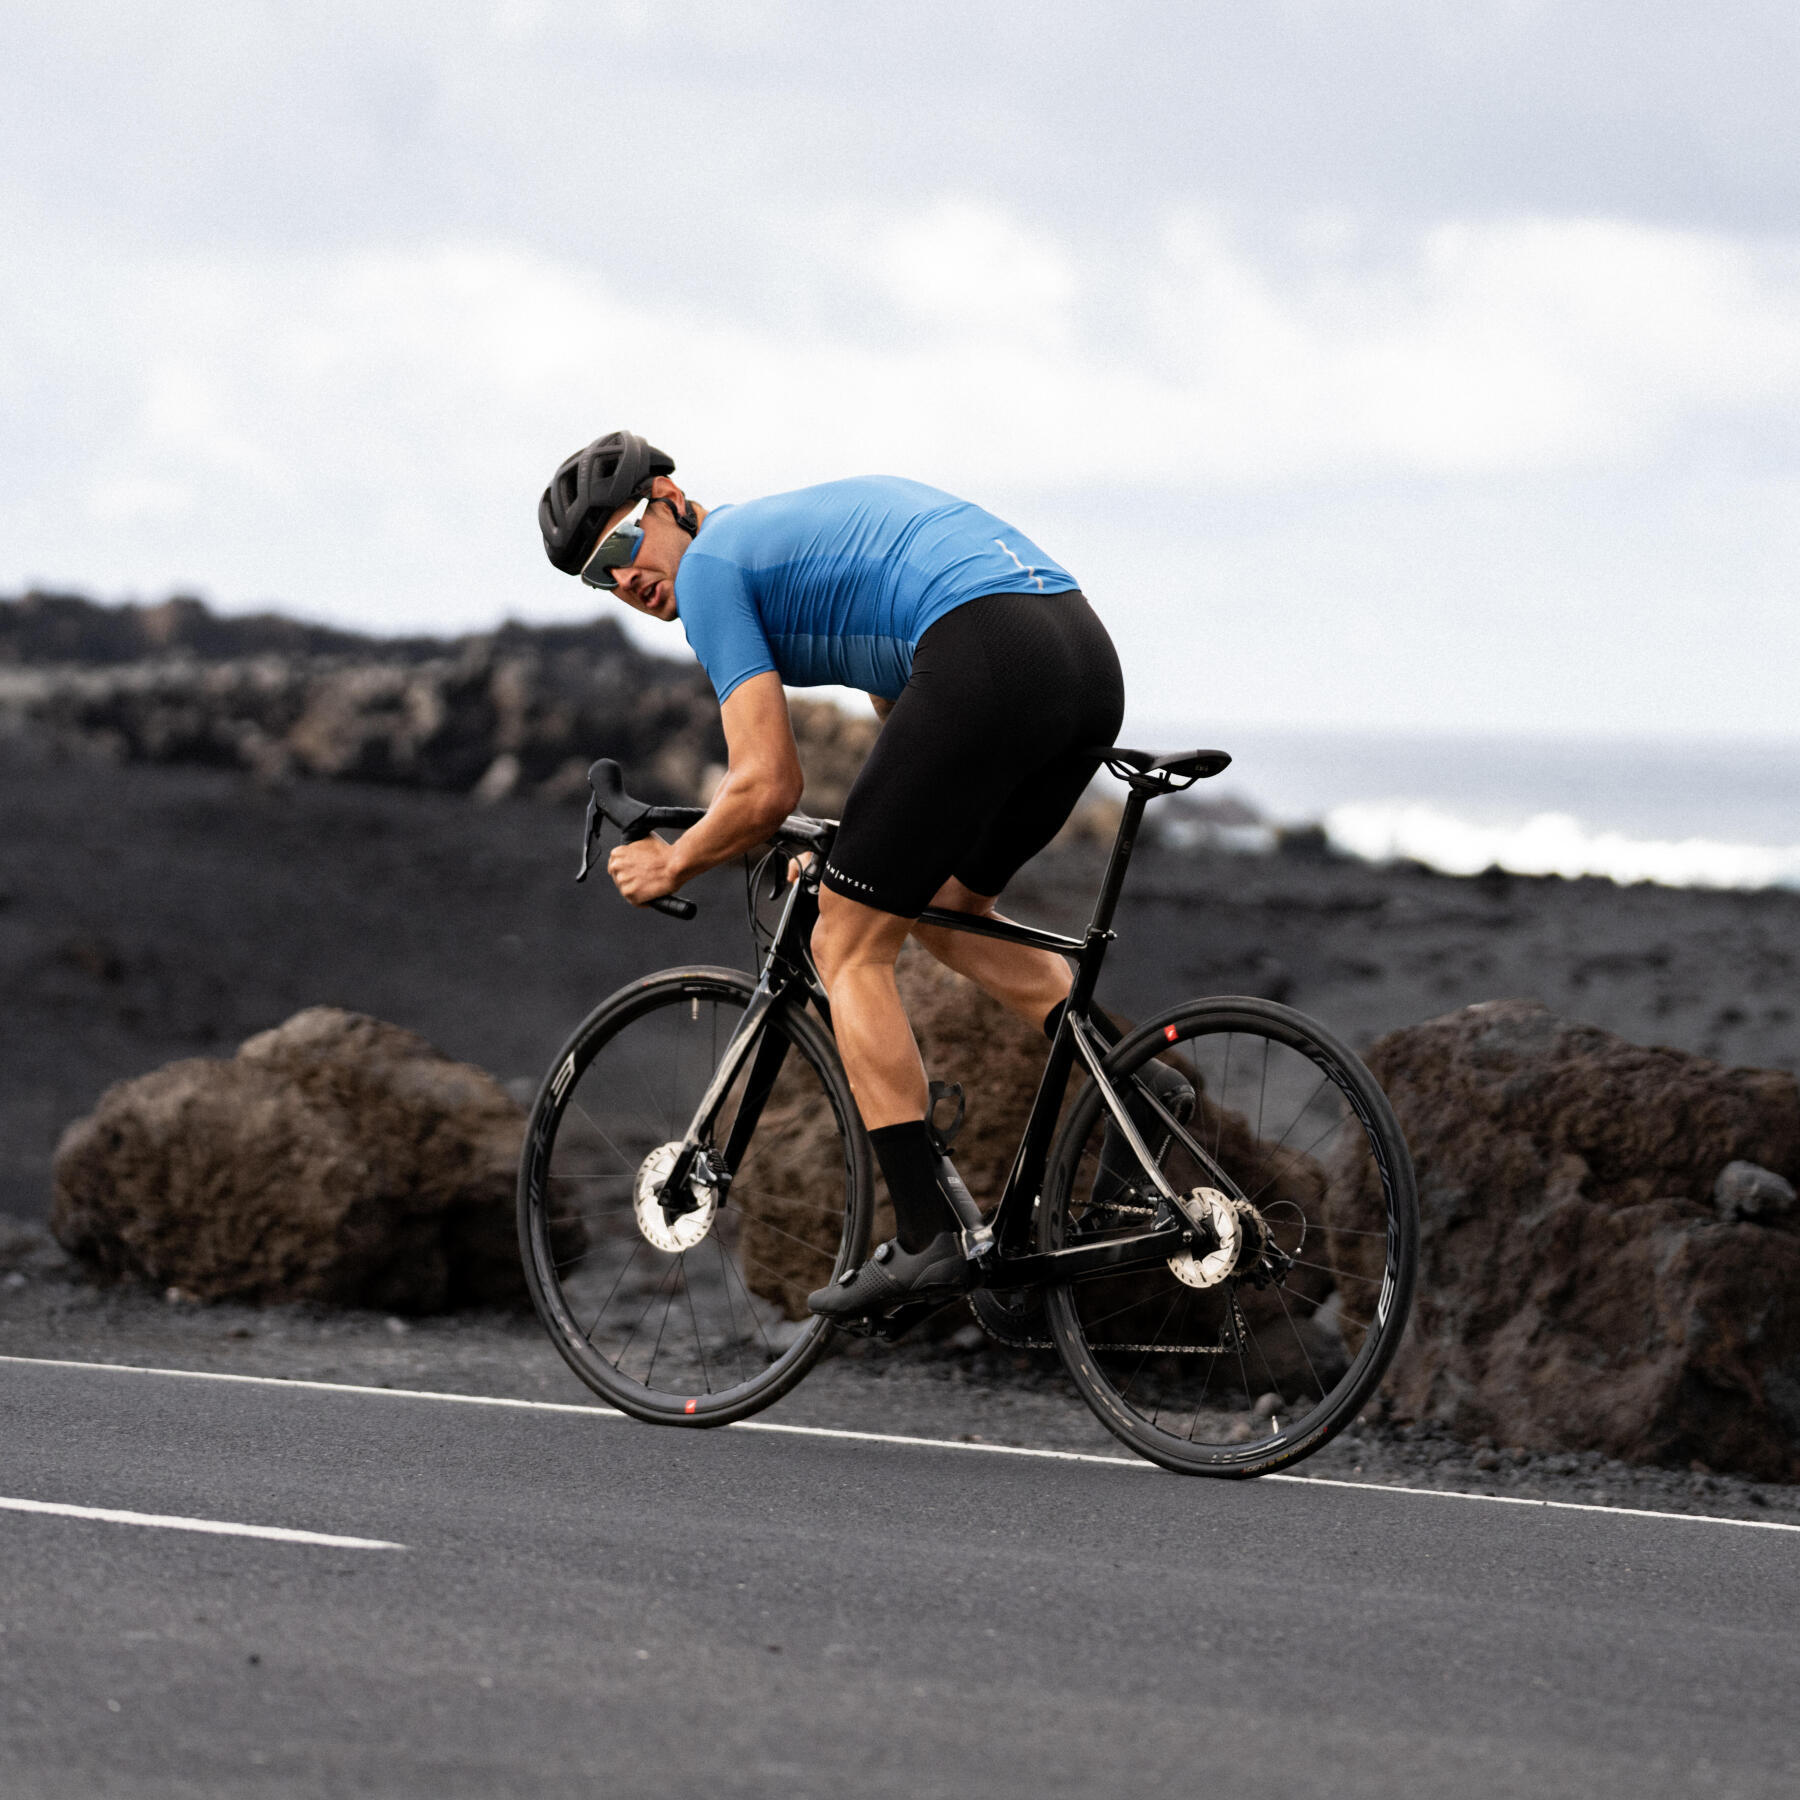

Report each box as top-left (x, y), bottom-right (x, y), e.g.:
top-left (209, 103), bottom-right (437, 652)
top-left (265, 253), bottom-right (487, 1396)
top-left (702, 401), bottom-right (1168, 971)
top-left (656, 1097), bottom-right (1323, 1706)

top-left (656, 878), bottom-right (815, 1215)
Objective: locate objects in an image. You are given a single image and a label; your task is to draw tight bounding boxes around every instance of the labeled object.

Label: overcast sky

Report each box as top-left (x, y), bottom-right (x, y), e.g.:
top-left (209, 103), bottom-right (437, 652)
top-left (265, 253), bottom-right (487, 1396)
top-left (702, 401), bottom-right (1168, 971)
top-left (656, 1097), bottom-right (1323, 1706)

top-left (2, 1), bottom-right (1796, 736)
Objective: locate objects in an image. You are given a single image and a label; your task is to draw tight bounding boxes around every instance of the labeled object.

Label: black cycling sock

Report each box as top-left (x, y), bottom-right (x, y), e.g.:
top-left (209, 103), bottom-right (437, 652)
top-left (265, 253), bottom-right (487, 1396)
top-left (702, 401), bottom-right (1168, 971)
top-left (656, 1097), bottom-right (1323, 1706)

top-left (1042, 999), bottom-right (1124, 1045)
top-left (869, 1120), bottom-right (959, 1254)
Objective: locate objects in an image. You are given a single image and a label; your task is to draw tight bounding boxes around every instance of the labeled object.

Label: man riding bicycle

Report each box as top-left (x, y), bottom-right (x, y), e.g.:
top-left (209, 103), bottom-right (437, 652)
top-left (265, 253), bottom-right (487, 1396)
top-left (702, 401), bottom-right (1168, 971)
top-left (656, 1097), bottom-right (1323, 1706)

top-left (539, 430), bottom-right (1185, 1324)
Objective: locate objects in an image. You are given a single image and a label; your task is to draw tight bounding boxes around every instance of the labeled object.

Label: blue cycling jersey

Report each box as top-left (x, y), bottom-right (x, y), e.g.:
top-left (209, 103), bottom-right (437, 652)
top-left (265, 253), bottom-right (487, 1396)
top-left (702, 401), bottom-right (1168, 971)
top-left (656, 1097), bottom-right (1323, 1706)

top-left (672, 476), bottom-right (1077, 704)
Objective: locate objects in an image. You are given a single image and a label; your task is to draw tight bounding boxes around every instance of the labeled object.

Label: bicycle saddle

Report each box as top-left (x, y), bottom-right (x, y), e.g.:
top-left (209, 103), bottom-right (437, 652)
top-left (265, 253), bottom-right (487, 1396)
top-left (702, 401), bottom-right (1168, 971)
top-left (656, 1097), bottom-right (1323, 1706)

top-left (1093, 746), bottom-right (1232, 789)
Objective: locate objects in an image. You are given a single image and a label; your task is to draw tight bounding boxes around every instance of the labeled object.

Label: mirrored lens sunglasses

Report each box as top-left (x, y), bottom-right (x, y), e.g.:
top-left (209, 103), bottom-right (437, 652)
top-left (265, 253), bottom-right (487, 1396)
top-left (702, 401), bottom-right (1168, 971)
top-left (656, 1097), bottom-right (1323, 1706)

top-left (579, 507), bottom-right (648, 589)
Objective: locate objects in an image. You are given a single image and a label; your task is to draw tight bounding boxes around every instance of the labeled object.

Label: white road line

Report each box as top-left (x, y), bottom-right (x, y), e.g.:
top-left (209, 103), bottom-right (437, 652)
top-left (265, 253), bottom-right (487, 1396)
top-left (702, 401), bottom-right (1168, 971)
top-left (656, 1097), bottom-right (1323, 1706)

top-left (0, 1494), bottom-right (404, 1550)
top-left (737, 1418), bottom-right (1141, 1465)
top-left (6, 1354), bottom-right (1798, 1535)
top-left (1262, 1470), bottom-right (1800, 1533)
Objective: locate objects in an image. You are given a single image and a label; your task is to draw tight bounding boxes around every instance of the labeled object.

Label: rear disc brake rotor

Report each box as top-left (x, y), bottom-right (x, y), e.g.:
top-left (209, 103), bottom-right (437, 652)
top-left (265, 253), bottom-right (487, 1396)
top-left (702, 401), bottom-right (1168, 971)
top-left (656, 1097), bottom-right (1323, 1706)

top-left (1169, 1187), bottom-right (1247, 1289)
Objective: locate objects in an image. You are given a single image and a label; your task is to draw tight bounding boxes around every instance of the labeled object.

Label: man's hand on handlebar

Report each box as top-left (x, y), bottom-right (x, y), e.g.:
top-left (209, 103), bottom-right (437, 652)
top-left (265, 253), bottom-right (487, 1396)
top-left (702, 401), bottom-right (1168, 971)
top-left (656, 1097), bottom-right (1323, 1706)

top-left (607, 834), bottom-right (683, 907)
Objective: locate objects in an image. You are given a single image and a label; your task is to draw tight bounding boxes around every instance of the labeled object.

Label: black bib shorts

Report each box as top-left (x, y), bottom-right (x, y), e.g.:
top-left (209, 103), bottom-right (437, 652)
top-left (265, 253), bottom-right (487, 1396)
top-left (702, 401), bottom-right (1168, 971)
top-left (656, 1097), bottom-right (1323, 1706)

top-left (820, 589), bottom-right (1126, 919)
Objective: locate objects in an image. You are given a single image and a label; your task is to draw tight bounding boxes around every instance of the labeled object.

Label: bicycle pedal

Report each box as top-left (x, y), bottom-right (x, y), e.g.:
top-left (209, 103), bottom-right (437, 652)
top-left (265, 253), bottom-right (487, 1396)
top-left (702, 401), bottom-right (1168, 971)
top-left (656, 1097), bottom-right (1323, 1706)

top-left (845, 1298), bottom-right (949, 1343)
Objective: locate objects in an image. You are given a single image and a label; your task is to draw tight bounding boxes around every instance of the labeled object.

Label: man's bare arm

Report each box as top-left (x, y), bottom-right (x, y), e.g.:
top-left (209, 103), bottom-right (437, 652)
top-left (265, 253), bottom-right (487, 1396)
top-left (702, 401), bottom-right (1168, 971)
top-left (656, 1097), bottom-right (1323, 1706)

top-left (608, 673), bottom-right (804, 905)
top-left (869, 694), bottom-right (894, 723)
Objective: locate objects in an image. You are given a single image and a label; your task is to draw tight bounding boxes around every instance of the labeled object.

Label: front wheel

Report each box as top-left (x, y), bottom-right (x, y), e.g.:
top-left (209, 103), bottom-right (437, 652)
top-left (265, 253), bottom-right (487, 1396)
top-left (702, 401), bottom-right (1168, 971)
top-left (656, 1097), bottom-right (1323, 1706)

top-left (1042, 997), bottom-right (1417, 1477)
top-left (517, 967), bottom-right (874, 1425)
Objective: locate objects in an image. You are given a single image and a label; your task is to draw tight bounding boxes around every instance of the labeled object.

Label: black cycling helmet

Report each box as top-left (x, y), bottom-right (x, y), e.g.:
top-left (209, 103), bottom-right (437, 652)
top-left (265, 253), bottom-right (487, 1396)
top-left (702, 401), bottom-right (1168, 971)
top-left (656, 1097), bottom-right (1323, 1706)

top-left (538, 430), bottom-right (676, 575)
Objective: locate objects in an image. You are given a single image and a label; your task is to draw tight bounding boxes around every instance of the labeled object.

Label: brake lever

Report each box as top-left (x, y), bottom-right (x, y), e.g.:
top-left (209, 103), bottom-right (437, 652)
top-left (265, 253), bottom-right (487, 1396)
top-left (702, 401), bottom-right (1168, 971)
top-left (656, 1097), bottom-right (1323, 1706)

top-left (574, 767), bottom-right (696, 919)
top-left (575, 792), bottom-right (603, 883)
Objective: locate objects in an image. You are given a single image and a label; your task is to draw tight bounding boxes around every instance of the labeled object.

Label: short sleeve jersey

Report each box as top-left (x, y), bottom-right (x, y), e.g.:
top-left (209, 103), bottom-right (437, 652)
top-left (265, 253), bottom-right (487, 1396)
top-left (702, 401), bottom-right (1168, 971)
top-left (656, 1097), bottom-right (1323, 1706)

top-left (672, 476), bottom-right (1078, 704)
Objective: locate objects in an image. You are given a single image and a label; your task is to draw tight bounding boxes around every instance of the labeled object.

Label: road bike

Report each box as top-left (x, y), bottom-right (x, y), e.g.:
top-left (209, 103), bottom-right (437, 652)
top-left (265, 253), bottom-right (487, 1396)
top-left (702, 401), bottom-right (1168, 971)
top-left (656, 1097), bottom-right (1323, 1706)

top-left (516, 749), bottom-right (1418, 1477)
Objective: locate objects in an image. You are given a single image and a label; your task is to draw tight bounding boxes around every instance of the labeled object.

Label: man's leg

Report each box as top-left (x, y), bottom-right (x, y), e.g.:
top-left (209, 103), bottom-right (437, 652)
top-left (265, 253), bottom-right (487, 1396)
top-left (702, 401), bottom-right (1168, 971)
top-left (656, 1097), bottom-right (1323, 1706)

top-left (907, 876), bottom-right (1071, 1030)
top-left (913, 879), bottom-right (1194, 1203)
top-left (809, 886), bottom-right (925, 1129)
top-left (807, 887), bottom-right (979, 1317)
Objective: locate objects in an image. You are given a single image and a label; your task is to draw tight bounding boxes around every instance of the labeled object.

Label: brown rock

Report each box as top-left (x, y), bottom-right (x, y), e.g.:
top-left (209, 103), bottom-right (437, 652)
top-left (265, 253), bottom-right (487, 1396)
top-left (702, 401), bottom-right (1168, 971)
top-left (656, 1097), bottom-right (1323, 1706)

top-left (50, 1007), bottom-right (539, 1311)
top-left (1349, 999), bottom-right (1800, 1480)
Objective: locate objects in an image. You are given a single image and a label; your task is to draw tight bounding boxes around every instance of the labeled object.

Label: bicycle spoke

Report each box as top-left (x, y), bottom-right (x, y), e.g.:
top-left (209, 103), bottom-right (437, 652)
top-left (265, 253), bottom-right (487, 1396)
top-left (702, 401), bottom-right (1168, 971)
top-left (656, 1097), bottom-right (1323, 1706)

top-left (1183, 1350), bottom-right (1220, 1442)
top-left (582, 1236), bottom-right (647, 1345)
top-left (614, 1254), bottom-right (680, 1370)
top-left (642, 1263), bottom-right (678, 1386)
top-left (1114, 1293), bottom-right (1182, 1405)
top-left (1215, 1034), bottom-right (1232, 1162)
top-left (567, 1104), bottom-right (640, 1175)
top-left (1285, 1256), bottom-right (1383, 1285)
top-left (1269, 1279), bottom-right (1326, 1408)
top-left (680, 1252), bottom-right (711, 1394)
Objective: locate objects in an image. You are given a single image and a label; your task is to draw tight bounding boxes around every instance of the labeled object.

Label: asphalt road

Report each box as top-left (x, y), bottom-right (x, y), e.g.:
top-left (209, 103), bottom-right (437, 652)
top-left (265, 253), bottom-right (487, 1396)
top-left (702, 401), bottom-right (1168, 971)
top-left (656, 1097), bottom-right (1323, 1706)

top-left (2, 1360), bottom-right (1796, 1799)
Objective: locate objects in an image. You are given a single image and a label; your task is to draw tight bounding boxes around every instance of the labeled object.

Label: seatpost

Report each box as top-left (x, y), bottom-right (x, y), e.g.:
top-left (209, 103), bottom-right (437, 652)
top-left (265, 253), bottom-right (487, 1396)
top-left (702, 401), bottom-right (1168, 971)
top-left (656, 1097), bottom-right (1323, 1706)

top-left (1067, 787), bottom-right (1150, 1017)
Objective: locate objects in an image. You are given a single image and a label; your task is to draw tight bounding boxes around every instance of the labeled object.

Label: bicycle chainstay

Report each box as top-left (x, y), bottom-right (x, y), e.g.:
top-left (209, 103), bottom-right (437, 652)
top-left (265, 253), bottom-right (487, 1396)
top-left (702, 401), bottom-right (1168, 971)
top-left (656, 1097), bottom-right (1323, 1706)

top-left (838, 1185), bottom-right (1266, 1355)
top-left (965, 1187), bottom-right (1259, 1356)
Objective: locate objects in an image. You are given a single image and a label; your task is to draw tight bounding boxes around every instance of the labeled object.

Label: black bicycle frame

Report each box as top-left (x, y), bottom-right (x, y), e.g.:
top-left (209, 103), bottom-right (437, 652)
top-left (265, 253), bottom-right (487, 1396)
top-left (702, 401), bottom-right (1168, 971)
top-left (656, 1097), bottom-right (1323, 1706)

top-left (680, 776), bottom-right (1212, 1291)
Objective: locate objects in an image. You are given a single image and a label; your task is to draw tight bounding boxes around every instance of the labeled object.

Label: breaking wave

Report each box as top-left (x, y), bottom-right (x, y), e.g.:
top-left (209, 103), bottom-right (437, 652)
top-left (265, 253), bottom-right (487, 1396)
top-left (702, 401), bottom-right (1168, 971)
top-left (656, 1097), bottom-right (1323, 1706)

top-left (1323, 802), bottom-right (1800, 891)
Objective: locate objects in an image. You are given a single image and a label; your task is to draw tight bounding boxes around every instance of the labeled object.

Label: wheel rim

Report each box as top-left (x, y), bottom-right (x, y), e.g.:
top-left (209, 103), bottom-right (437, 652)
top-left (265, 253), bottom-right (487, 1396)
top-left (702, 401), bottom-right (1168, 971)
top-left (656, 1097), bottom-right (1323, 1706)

top-left (1045, 1006), bottom-right (1413, 1471)
top-left (523, 978), bottom-right (864, 1417)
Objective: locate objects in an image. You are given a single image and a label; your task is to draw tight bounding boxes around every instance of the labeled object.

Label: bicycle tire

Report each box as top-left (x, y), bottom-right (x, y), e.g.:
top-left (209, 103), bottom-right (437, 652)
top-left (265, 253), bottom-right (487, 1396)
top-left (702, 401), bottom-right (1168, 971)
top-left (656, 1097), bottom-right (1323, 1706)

top-left (1041, 996), bottom-right (1417, 1477)
top-left (517, 966), bottom-right (874, 1425)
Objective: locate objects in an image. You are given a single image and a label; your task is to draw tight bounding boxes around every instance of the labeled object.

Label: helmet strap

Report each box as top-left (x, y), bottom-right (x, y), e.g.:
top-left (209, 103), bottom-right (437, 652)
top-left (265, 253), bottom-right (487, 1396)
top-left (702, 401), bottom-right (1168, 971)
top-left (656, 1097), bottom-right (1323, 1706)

top-left (642, 492), bottom-right (700, 538)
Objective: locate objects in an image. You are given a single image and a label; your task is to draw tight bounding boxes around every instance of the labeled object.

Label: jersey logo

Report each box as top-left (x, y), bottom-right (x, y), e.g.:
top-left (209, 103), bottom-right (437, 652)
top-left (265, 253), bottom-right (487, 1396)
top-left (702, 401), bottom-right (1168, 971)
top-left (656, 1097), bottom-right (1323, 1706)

top-left (993, 538), bottom-right (1047, 592)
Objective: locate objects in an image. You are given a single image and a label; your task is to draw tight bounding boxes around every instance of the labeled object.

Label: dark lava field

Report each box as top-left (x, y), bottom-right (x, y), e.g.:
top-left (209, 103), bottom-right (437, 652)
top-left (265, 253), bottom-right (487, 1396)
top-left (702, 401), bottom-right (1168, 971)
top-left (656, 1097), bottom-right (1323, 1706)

top-left (5, 732), bottom-right (1798, 1225)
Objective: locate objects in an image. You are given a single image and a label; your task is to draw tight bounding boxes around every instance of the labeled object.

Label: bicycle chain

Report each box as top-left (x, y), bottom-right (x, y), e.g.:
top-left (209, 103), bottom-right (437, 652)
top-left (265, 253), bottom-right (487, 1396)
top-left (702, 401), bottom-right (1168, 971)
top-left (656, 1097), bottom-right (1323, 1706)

top-left (967, 1287), bottom-right (1251, 1357)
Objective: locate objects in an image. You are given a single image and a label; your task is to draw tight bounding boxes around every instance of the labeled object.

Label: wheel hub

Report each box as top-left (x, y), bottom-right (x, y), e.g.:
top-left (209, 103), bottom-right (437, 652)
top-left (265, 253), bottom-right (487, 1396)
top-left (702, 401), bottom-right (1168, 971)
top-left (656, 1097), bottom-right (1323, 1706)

top-left (634, 1142), bottom-right (718, 1252)
top-left (1168, 1187), bottom-right (1265, 1289)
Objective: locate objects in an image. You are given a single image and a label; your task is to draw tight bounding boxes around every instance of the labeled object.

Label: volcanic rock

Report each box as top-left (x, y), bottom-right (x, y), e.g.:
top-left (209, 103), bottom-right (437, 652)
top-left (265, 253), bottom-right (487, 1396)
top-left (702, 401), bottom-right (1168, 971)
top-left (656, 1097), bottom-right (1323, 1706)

top-left (1713, 1160), bottom-right (1797, 1222)
top-left (1349, 999), bottom-right (1800, 1480)
top-left (50, 1007), bottom-right (538, 1311)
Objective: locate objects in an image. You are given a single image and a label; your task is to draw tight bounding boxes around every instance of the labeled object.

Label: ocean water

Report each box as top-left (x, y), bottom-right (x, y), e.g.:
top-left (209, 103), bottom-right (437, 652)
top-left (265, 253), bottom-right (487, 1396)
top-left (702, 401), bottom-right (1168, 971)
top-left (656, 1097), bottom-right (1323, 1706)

top-left (1122, 726), bottom-right (1800, 891)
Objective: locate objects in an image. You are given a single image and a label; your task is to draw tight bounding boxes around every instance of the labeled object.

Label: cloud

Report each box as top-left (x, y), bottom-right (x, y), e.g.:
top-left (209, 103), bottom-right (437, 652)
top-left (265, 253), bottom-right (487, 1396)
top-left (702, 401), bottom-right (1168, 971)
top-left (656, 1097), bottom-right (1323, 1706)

top-left (3, 193), bottom-right (1799, 738)
top-left (867, 199), bottom-right (1078, 346)
top-left (14, 203), bottom-right (1799, 506)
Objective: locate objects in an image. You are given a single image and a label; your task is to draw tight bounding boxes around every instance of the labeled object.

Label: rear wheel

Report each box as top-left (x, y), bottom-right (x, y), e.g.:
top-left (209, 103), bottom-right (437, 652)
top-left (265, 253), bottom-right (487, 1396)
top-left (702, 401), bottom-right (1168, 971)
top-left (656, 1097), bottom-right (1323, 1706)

top-left (518, 967), bottom-right (873, 1425)
top-left (1042, 997), bottom-right (1416, 1476)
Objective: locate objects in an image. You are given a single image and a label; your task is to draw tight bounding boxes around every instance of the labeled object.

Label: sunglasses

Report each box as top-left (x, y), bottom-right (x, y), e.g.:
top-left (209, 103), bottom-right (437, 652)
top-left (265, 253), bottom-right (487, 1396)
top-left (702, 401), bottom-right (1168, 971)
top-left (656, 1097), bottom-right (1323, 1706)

top-left (580, 505), bottom-right (649, 590)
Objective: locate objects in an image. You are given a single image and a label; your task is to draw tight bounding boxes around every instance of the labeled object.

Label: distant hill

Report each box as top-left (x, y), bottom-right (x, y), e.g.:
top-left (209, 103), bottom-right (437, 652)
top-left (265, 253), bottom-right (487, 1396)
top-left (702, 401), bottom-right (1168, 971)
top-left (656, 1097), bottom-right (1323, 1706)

top-left (0, 589), bottom-right (632, 668)
top-left (0, 589), bottom-right (877, 815)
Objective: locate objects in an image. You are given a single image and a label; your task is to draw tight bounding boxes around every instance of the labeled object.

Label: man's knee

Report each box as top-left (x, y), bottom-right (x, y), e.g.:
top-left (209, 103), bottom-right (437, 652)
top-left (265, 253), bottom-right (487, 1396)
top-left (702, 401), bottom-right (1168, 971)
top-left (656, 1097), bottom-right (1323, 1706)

top-left (926, 876), bottom-right (998, 917)
top-left (812, 888), bottom-right (909, 987)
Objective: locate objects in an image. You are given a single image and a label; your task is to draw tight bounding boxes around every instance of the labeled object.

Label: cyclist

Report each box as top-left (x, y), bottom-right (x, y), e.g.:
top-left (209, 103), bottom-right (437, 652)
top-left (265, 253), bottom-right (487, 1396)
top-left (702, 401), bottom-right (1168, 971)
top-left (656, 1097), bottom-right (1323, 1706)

top-left (539, 430), bottom-right (1185, 1322)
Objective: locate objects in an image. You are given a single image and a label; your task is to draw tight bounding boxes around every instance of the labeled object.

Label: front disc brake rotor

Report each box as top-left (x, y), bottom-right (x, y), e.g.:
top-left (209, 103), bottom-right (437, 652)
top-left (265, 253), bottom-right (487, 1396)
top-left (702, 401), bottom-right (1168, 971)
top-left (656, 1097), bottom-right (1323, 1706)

top-left (634, 1142), bottom-right (718, 1252)
top-left (1169, 1186), bottom-right (1244, 1289)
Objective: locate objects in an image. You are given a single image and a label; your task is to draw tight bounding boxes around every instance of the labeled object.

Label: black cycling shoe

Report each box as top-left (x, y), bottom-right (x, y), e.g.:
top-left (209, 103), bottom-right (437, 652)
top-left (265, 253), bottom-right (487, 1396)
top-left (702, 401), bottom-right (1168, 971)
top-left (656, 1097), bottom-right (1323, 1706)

top-left (1093, 1057), bottom-right (1196, 1207)
top-left (807, 1231), bottom-right (977, 1323)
